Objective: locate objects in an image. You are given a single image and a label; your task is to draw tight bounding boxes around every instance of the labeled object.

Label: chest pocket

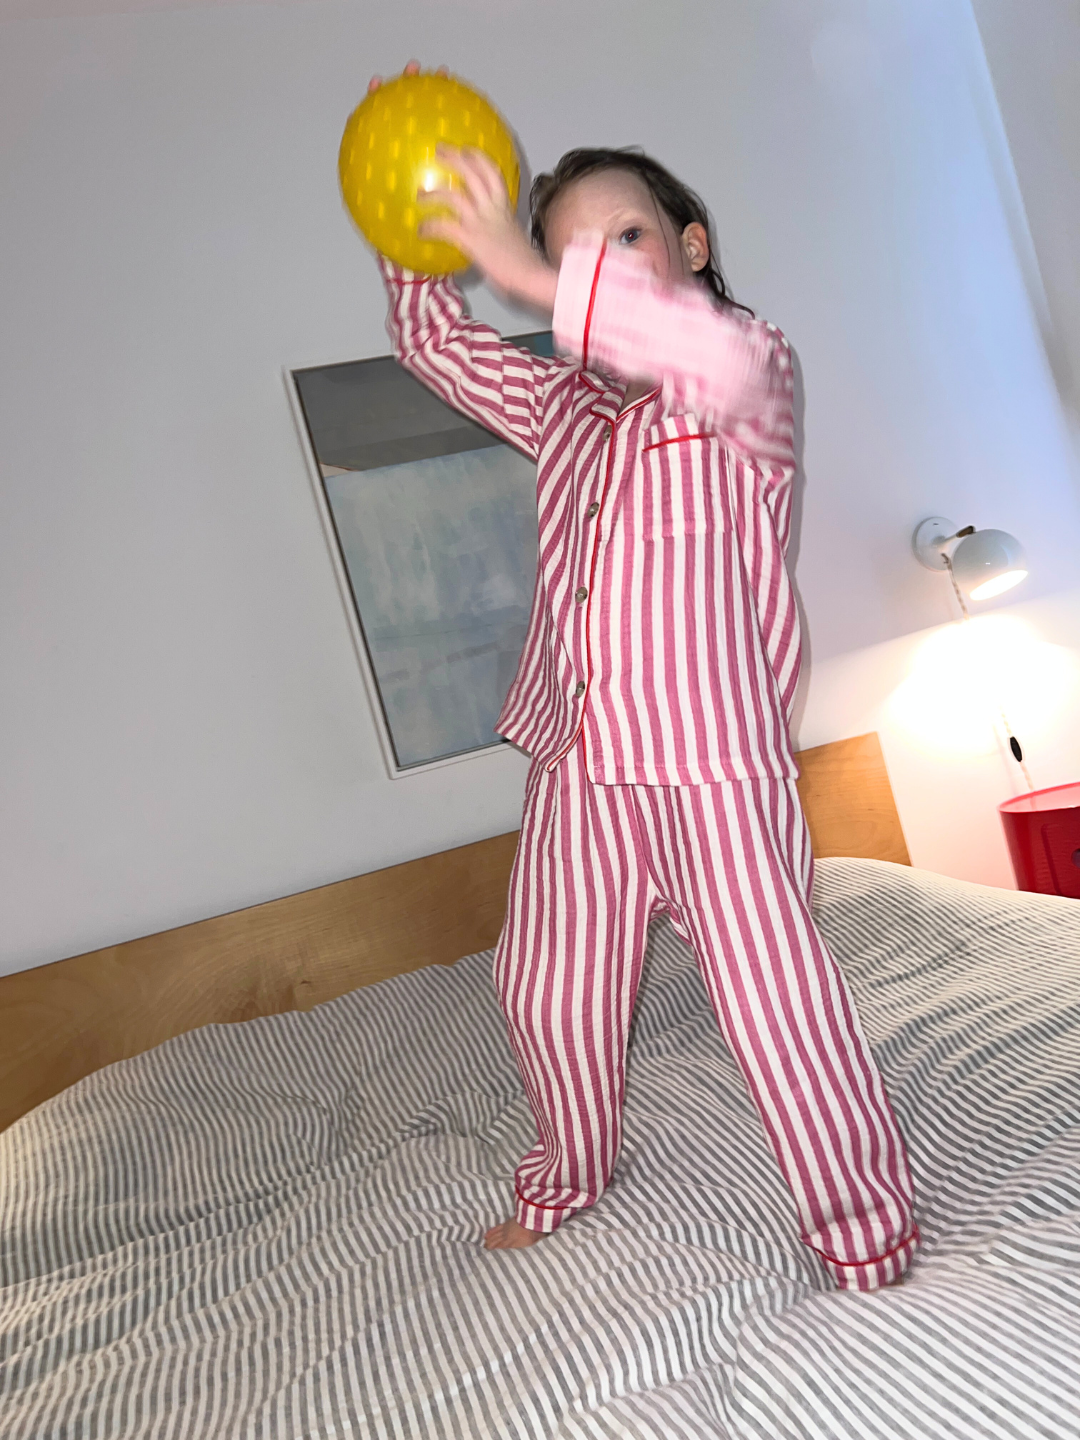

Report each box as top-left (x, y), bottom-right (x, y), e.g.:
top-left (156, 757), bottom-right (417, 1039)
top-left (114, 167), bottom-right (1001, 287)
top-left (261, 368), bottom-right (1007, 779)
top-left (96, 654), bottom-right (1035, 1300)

top-left (639, 415), bottom-right (727, 541)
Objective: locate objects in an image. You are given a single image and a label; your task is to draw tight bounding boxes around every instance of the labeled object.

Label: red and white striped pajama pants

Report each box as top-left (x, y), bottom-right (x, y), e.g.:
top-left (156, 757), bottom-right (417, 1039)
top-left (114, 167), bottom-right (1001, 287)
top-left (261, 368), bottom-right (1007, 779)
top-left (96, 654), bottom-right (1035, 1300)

top-left (494, 742), bottom-right (919, 1290)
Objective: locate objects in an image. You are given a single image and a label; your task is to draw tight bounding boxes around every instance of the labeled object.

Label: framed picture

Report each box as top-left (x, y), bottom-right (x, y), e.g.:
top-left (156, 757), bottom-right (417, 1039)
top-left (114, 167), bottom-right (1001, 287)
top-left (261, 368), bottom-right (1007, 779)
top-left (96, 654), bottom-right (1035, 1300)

top-left (286, 333), bottom-right (552, 778)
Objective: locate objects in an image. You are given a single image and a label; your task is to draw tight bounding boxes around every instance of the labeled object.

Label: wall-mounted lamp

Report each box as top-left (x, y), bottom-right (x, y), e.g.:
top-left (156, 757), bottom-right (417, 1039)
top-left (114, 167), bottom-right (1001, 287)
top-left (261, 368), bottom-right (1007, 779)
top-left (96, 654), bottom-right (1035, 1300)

top-left (912, 517), bottom-right (1028, 601)
top-left (911, 514), bottom-right (1035, 793)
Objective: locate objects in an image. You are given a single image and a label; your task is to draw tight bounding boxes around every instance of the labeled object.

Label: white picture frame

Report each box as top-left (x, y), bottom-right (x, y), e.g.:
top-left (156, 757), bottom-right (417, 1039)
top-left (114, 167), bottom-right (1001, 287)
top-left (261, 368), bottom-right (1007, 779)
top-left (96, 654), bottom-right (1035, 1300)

top-left (284, 335), bottom-right (551, 780)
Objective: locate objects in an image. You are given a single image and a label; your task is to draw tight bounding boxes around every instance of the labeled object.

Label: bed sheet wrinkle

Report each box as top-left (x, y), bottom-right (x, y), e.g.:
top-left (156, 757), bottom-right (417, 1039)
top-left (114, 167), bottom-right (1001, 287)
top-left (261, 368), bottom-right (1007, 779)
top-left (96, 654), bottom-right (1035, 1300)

top-left (2, 858), bottom-right (1080, 1438)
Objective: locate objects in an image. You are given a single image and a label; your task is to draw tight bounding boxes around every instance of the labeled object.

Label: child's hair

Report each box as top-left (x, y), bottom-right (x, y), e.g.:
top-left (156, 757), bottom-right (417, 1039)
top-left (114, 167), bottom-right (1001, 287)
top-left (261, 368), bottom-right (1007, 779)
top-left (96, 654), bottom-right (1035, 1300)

top-left (529, 148), bottom-right (753, 316)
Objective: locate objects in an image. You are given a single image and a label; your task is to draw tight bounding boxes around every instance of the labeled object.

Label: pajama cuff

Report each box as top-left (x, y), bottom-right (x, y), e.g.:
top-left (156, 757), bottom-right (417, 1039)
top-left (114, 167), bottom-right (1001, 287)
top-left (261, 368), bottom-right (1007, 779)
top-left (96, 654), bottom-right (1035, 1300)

top-left (813, 1226), bottom-right (920, 1291)
top-left (378, 255), bottom-right (429, 287)
top-left (550, 235), bottom-right (778, 442)
top-left (551, 235), bottom-right (608, 369)
top-left (515, 1189), bottom-right (589, 1236)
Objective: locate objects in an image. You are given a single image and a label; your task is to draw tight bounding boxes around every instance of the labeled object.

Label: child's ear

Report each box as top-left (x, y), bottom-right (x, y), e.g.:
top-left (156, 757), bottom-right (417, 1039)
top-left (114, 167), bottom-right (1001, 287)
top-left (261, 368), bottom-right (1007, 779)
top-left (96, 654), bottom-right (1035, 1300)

top-left (681, 222), bottom-right (710, 274)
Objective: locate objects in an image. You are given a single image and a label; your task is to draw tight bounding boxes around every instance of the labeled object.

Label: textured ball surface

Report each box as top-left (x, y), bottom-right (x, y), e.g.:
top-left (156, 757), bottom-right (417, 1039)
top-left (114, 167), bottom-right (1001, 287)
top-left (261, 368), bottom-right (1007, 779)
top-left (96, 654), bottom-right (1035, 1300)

top-left (338, 71), bottom-right (519, 274)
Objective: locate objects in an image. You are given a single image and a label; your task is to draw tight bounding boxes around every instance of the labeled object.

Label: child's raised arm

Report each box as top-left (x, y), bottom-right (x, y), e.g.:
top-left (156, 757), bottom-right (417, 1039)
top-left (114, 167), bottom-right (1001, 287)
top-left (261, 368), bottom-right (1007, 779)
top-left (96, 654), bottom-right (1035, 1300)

top-left (423, 145), bottom-right (793, 471)
top-left (380, 258), bottom-right (561, 463)
top-left (365, 63), bottom-right (562, 459)
top-left (551, 237), bottom-right (795, 469)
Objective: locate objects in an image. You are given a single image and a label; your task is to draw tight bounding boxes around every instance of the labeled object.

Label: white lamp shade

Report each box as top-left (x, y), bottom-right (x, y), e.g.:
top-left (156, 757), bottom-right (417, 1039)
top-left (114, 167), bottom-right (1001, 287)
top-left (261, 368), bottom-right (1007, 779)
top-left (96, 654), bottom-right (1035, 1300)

top-left (950, 528), bottom-right (1028, 600)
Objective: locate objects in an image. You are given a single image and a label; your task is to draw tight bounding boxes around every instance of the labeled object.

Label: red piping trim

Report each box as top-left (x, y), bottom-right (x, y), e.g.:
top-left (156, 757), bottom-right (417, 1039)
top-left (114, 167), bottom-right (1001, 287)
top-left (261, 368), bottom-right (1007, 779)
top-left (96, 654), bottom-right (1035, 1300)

top-left (642, 432), bottom-right (710, 453)
top-left (545, 415), bottom-right (620, 772)
top-left (542, 376), bottom-right (659, 773)
top-left (806, 1225), bottom-right (920, 1269)
top-left (580, 244), bottom-right (607, 373)
top-left (617, 387), bottom-right (661, 417)
top-left (590, 387), bottom-right (661, 422)
top-left (515, 1186), bottom-right (576, 1212)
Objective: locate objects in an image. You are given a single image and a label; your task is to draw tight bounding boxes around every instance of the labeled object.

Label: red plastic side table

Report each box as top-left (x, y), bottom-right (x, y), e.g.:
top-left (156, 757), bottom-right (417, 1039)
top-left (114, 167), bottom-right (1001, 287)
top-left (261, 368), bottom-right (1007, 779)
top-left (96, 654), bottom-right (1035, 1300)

top-left (1000, 782), bottom-right (1080, 899)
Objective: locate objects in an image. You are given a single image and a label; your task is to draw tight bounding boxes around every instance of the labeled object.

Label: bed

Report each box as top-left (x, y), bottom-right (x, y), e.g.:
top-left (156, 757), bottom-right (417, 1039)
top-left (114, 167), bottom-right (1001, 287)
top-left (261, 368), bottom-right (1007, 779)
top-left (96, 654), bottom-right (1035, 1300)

top-left (2, 734), bottom-right (1078, 1439)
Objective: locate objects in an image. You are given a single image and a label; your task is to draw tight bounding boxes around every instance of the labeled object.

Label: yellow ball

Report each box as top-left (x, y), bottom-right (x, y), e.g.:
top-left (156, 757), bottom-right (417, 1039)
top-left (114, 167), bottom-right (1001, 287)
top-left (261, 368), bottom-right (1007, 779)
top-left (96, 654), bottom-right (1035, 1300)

top-left (338, 71), bottom-right (520, 275)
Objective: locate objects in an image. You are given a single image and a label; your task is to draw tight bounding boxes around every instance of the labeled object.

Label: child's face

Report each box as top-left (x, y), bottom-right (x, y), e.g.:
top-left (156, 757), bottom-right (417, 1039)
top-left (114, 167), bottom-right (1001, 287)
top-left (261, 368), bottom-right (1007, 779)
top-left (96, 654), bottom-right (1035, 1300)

top-left (543, 169), bottom-right (709, 284)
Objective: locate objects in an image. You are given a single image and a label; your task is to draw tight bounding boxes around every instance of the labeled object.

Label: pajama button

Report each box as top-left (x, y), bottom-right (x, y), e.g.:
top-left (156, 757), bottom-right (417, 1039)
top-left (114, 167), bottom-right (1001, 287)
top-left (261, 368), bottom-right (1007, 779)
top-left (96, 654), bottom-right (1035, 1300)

top-left (574, 681), bottom-right (586, 698)
top-left (575, 586), bottom-right (588, 604)
top-left (586, 502), bottom-right (600, 518)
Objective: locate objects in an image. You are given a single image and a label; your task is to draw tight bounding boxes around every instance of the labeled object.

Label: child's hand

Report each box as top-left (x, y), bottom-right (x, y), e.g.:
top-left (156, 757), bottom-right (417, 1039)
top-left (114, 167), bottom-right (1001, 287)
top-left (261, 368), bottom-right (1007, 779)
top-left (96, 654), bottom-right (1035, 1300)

top-left (364, 64), bottom-right (557, 311)
top-left (421, 147), bottom-right (556, 312)
top-left (367, 58), bottom-right (444, 93)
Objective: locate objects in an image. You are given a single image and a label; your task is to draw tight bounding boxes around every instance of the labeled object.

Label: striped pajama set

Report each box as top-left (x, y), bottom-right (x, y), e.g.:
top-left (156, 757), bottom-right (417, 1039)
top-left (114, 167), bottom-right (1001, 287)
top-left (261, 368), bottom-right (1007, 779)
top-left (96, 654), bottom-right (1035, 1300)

top-left (381, 239), bottom-right (918, 1289)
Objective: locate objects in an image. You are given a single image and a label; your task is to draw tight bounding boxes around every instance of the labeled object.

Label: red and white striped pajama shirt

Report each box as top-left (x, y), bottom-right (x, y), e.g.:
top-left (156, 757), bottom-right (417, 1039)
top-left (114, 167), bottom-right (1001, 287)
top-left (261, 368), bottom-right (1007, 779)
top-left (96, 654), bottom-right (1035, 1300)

top-left (380, 239), bottom-right (918, 1289)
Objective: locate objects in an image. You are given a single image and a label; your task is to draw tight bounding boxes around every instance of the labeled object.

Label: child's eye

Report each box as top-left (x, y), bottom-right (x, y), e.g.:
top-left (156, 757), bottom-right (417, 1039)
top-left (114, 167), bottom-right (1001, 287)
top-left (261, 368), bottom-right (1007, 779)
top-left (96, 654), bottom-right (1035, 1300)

top-left (619, 228), bottom-right (642, 245)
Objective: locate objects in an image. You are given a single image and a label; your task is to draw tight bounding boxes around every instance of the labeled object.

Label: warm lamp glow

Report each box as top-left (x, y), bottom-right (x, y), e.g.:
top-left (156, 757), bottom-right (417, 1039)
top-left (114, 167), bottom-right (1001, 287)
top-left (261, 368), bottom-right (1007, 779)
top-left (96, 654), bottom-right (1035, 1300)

top-left (887, 615), bottom-right (1078, 758)
top-left (968, 569), bottom-right (1028, 601)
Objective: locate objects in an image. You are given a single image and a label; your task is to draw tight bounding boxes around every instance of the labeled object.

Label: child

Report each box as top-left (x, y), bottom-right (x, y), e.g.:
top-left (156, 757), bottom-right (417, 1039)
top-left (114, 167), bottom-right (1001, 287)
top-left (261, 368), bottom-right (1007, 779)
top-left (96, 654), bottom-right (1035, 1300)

top-left (367, 66), bottom-right (918, 1291)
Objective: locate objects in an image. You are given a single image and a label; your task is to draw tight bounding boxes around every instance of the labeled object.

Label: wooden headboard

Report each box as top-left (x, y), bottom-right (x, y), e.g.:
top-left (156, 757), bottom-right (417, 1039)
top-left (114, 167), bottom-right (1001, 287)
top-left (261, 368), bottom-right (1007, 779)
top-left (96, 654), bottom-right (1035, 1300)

top-left (0, 732), bottom-right (907, 1134)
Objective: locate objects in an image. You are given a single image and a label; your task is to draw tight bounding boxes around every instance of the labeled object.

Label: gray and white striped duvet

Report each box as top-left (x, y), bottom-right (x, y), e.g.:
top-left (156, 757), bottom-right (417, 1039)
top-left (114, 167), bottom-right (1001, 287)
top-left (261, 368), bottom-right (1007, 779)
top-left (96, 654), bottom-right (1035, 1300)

top-left (2, 858), bottom-right (1078, 1439)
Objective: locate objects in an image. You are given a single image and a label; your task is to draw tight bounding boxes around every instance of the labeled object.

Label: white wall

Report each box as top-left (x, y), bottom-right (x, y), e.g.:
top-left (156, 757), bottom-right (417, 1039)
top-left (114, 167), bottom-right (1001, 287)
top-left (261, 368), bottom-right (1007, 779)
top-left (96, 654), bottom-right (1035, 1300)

top-left (972, 0), bottom-right (1080, 433)
top-left (2, 0), bottom-right (1079, 976)
top-left (805, 0), bottom-right (1080, 892)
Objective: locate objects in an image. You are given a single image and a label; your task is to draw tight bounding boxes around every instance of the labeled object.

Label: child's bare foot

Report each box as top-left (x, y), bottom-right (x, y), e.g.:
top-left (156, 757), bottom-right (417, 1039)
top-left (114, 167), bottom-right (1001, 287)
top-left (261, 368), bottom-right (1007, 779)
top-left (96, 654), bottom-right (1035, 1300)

top-left (484, 1218), bottom-right (544, 1250)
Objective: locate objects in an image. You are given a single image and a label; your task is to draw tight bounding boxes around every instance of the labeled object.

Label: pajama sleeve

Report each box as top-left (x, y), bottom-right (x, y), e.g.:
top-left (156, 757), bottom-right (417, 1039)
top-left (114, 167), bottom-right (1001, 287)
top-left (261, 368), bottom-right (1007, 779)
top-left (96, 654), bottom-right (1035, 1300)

top-left (380, 257), bottom-right (560, 462)
top-left (551, 237), bottom-right (796, 474)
